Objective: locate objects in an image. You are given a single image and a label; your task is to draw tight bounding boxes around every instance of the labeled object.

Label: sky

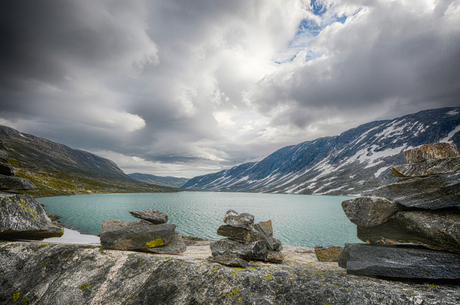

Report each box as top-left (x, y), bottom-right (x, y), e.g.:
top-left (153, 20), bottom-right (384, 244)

top-left (1, 0), bottom-right (460, 178)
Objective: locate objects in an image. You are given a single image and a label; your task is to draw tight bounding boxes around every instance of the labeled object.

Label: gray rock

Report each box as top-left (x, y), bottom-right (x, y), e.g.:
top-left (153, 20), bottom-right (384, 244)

top-left (315, 245), bottom-right (343, 262)
top-left (0, 160), bottom-right (14, 176)
top-left (391, 157), bottom-right (460, 177)
top-left (0, 174), bottom-right (36, 190)
top-left (2, 242), bottom-right (460, 304)
top-left (147, 232), bottom-right (186, 254)
top-left (273, 238), bottom-right (283, 251)
top-left (403, 143), bottom-right (460, 164)
top-left (129, 208), bottom-right (168, 224)
top-left (342, 196), bottom-right (401, 227)
top-left (357, 210), bottom-right (460, 253)
top-left (217, 225), bottom-right (261, 243)
top-left (369, 173), bottom-right (460, 209)
top-left (210, 253), bottom-right (249, 268)
top-left (0, 192), bottom-right (63, 240)
top-left (223, 209), bottom-right (254, 230)
top-left (0, 149), bottom-right (7, 162)
top-left (254, 220), bottom-right (275, 250)
top-left (99, 221), bottom-right (176, 252)
top-left (211, 239), bottom-right (268, 262)
top-left (265, 250), bottom-right (284, 263)
top-left (339, 243), bottom-right (460, 279)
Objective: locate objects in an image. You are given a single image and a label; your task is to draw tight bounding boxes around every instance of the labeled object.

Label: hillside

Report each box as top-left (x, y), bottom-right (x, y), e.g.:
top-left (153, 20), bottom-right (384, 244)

top-left (0, 125), bottom-right (179, 197)
top-left (183, 107), bottom-right (460, 195)
top-left (128, 173), bottom-right (189, 189)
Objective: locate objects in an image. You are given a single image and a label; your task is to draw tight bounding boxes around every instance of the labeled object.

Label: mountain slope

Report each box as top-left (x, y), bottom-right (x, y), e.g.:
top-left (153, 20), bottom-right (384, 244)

top-left (183, 107), bottom-right (460, 195)
top-left (128, 173), bottom-right (189, 188)
top-left (0, 125), bottom-right (178, 197)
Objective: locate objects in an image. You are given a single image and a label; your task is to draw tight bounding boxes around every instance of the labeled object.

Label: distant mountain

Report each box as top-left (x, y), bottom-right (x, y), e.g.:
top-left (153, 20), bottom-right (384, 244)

top-left (183, 107), bottom-right (460, 195)
top-left (128, 173), bottom-right (189, 188)
top-left (0, 125), bottom-right (178, 197)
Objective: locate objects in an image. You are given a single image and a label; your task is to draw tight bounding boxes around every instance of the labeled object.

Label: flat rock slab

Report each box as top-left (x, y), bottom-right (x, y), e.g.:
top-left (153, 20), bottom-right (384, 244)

top-left (0, 193), bottom-right (63, 240)
top-left (0, 174), bottom-right (36, 190)
top-left (210, 253), bottom-right (249, 268)
top-left (357, 210), bottom-right (460, 253)
top-left (99, 221), bottom-right (176, 252)
top-left (223, 209), bottom-right (254, 230)
top-left (147, 232), bottom-right (186, 254)
top-left (369, 173), bottom-right (460, 209)
top-left (404, 143), bottom-right (459, 164)
top-left (211, 239), bottom-right (268, 262)
top-left (315, 245), bottom-right (343, 262)
top-left (217, 225), bottom-right (261, 244)
top-left (391, 157), bottom-right (460, 177)
top-left (129, 209), bottom-right (168, 224)
top-left (254, 220), bottom-right (275, 250)
top-left (342, 196), bottom-right (401, 227)
top-left (339, 243), bottom-right (460, 280)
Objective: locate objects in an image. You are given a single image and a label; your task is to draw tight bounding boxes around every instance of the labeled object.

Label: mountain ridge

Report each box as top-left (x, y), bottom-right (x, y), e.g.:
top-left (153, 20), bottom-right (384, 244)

top-left (128, 173), bottom-right (189, 188)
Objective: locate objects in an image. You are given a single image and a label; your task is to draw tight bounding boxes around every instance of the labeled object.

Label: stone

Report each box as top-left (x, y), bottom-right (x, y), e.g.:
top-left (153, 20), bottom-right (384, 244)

top-left (339, 243), bottom-right (460, 279)
top-left (210, 253), bottom-right (249, 268)
top-left (254, 220), bottom-right (275, 250)
top-left (391, 157), bottom-right (460, 177)
top-left (0, 150), bottom-right (7, 162)
top-left (273, 238), bottom-right (283, 251)
top-left (210, 239), bottom-right (268, 262)
top-left (314, 245), bottom-right (343, 262)
top-left (99, 221), bottom-right (176, 252)
top-left (0, 160), bottom-right (14, 176)
top-left (265, 250), bottom-right (284, 263)
top-left (217, 225), bottom-right (261, 243)
top-left (146, 232), bottom-right (186, 254)
top-left (223, 209), bottom-right (254, 230)
top-left (369, 173), bottom-right (460, 209)
top-left (0, 174), bottom-right (36, 190)
top-left (403, 143), bottom-right (460, 164)
top-left (129, 209), bottom-right (168, 224)
top-left (0, 192), bottom-right (63, 240)
top-left (342, 196), bottom-right (401, 227)
top-left (357, 210), bottom-right (460, 253)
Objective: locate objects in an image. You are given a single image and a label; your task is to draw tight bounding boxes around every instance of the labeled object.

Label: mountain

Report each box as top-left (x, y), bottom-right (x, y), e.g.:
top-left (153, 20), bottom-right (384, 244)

top-left (183, 107), bottom-right (460, 195)
top-left (0, 125), bottom-right (179, 197)
top-left (128, 173), bottom-right (189, 188)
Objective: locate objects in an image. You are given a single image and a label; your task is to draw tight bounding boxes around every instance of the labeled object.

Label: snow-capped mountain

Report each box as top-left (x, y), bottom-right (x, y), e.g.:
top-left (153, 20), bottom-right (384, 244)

top-left (182, 107), bottom-right (460, 195)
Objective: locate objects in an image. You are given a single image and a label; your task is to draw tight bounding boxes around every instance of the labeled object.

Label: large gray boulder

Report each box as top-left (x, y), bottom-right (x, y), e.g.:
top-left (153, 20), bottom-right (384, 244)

top-left (99, 221), bottom-right (183, 253)
top-left (341, 196), bottom-right (401, 227)
top-left (0, 193), bottom-right (63, 240)
top-left (391, 157), bottom-right (460, 177)
top-left (0, 160), bottom-right (14, 176)
top-left (0, 149), bottom-right (7, 162)
top-left (339, 243), bottom-right (460, 279)
top-left (369, 173), bottom-right (460, 209)
top-left (211, 239), bottom-right (268, 262)
top-left (357, 210), bottom-right (460, 253)
top-left (0, 174), bottom-right (36, 190)
top-left (217, 225), bottom-right (261, 243)
top-left (223, 209), bottom-right (254, 230)
top-left (403, 143), bottom-right (459, 164)
top-left (129, 209), bottom-right (168, 224)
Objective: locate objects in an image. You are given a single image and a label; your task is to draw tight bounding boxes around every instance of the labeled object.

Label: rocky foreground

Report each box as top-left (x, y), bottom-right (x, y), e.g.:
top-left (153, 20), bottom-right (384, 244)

top-left (1, 240), bottom-right (459, 305)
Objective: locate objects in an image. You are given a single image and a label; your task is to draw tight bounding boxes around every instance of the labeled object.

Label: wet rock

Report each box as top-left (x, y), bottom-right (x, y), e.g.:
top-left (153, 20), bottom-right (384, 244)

top-left (314, 245), bottom-right (343, 262)
top-left (254, 220), bottom-right (275, 250)
top-left (0, 192), bottom-right (63, 240)
top-left (342, 196), bottom-right (401, 227)
top-left (357, 210), bottom-right (460, 253)
top-left (129, 209), bottom-right (168, 224)
top-left (404, 143), bottom-right (460, 164)
top-left (391, 157), bottom-right (460, 177)
top-left (217, 225), bottom-right (261, 243)
top-left (369, 173), bottom-right (460, 209)
top-left (0, 174), bottom-right (37, 190)
top-left (210, 239), bottom-right (268, 262)
top-left (99, 221), bottom-right (176, 252)
top-left (339, 243), bottom-right (460, 279)
top-left (223, 209), bottom-right (255, 230)
top-left (210, 253), bottom-right (249, 268)
top-left (0, 160), bottom-right (14, 176)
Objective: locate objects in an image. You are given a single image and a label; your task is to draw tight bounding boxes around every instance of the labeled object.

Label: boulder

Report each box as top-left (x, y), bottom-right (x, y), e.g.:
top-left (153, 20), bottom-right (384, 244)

top-left (391, 157), bottom-right (460, 177)
top-left (403, 143), bottom-right (459, 164)
top-left (0, 174), bottom-right (36, 190)
top-left (369, 173), bottom-right (460, 209)
top-left (314, 245), bottom-right (343, 262)
top-left (223, 209), bottom-right (254, 230)
top-left (99, 221), bottom-right (178, 252)
top-left (210, 239), bottom-right (268, 262)
top-left (341, 196), bottom-right (401, 227)
top-left (0, 192), bottom-right (63, 240)
top-left (210, 253), bottom-right (249, 268)
top-left (216, 225), bottom-right (261, 243)
top-left (0, 160), bottom-right (14, 176)
top-left (357, 210), bottom-right (460, 253)
top-left (339, 243), bottom-right (460, 279)
top-left (0, 150), bottom-right (7, 162)
top-left (129, 209), bottom-right (168, 224)
top-left (265, 250), bottom-right (284, 263)
top-left (146, 232), bottom-right (186, 254)
top-left (254, 220), bottom-right (275, 250)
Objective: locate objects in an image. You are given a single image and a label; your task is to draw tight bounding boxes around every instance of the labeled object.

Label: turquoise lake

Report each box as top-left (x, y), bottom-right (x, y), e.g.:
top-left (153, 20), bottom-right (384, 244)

top-left (37, 192), bottom-right (360, 248)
